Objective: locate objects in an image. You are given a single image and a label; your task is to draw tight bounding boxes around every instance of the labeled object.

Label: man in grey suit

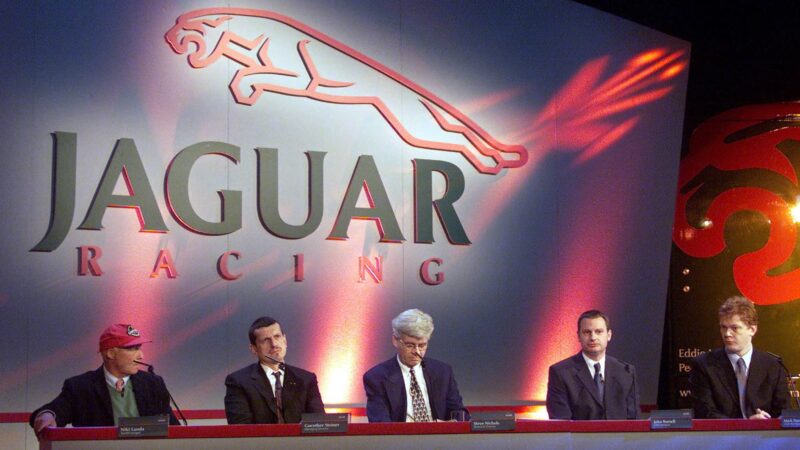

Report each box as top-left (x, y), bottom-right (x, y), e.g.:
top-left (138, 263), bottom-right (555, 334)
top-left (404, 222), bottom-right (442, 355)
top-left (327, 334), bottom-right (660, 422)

top-left (690, 296), bottom-right (789, 419)
top-left (546, 310), bottom-right (640, 420)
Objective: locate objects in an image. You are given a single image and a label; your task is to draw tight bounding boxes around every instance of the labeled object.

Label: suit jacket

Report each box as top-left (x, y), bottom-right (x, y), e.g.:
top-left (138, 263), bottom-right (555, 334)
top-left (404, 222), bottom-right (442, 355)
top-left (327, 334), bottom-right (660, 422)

top-left (363, 357), bottom-right (468, 422)
top-left (224, 363), bottom-right (325, 424)
top-left (690, 347), bottom-right (789, 418)
top-left (29, 366), bottom-right (179, 427)
top-left (546, 353), bottom-right (640, 420)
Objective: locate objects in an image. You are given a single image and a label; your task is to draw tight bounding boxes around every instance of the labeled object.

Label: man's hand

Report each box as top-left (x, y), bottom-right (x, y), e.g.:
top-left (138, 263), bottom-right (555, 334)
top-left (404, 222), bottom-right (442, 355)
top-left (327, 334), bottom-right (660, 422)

top-left (748, 408), bottom-right (771, 419)
top-left (33, 411), bottom-right (56, 440)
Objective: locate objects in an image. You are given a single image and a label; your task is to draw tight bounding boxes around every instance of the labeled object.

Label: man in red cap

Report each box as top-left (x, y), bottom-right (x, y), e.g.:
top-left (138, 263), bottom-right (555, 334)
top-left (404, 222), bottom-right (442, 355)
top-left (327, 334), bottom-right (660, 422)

top-left (29, 324), bottom-right (178, 438)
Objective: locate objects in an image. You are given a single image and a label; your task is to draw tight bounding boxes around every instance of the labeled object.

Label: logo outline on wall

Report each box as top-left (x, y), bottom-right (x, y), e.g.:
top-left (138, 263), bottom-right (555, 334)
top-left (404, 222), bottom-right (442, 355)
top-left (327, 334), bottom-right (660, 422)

top-left (163, 7), bottom-right (528, 175)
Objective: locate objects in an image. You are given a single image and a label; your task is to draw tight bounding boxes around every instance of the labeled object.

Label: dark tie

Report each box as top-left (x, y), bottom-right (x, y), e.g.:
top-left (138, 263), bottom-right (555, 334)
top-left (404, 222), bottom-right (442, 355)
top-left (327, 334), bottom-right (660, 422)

top-left (409, 368), bottom-right (430, 422)
top-left (736, 357), bottom-right (747, 418)
top-left (273, 371), bottom-right (285, 423)
top-left (594, 362), bottom-right (604, 404)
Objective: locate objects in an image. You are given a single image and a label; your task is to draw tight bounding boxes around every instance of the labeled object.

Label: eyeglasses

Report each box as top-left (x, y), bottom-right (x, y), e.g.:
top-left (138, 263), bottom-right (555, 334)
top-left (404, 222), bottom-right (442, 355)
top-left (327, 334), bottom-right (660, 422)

top-left (397, 338), bottom-right (428, 352)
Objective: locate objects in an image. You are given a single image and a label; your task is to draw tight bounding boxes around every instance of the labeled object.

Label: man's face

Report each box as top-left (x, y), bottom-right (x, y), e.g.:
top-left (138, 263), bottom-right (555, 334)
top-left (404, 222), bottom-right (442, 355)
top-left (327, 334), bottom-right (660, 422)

top-left (250, 323), bottom-right (287, 367)
top-left (104, 345), bottom-right (143, 377)
top-left (393, 333), bottom-right (428, 367)
top-left (578, 317), bottom-right (612, 360)
top-left (719, 314), bottom-right (756, 356)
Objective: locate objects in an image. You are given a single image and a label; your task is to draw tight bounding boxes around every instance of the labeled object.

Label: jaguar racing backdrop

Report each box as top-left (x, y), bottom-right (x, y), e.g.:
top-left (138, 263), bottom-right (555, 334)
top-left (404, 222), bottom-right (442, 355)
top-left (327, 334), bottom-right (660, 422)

top-left (0, 0), bottom-right (689, 433)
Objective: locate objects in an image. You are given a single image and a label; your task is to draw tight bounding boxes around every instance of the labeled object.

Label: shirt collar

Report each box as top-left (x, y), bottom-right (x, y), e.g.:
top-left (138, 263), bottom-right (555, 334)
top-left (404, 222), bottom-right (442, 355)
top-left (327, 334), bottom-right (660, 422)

top-left (396, 354), bottom-right (422, 375)
top-left (582, 352), bottom-right (606, 376)
top-left (102, 366), bottom-right (130, 389)
top-left (260, 363), bottom-right (284, 377)
top-left (726, 347), bottom-right (753, 369)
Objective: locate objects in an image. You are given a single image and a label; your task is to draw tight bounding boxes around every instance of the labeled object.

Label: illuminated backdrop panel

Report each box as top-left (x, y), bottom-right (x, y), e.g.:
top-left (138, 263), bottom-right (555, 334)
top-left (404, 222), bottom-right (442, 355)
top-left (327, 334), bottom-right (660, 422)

top-left (0, 0), bottom-right (688, 423)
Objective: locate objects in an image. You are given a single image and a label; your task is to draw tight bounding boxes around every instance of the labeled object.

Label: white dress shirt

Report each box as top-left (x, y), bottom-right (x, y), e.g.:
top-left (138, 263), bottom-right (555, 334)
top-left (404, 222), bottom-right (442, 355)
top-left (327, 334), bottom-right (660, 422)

top-left (261, 363), bottom-right (285, 396)
top-left (582, 353), bottom-right (606, 382)
top-left (103, 367), bottom-right (130, 391)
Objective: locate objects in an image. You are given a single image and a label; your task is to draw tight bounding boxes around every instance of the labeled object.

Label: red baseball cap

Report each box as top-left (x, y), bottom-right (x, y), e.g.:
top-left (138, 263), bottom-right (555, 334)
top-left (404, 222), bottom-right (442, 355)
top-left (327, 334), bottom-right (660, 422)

top-left (98, 324), bottom-right (152, 352)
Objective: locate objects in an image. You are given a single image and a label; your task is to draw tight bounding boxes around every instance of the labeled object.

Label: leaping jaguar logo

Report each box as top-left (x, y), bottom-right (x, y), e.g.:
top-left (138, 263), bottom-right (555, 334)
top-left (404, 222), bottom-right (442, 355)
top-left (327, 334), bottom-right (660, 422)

top-left (164, 7), bottom-right (528, 175)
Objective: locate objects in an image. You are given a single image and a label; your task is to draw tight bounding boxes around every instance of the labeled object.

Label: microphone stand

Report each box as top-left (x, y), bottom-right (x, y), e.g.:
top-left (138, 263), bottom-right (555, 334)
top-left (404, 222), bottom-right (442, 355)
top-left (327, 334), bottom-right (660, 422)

top-left (766, 351), bottom-right (800, 410)
top-left (136, 361), bottom-right (189, 426)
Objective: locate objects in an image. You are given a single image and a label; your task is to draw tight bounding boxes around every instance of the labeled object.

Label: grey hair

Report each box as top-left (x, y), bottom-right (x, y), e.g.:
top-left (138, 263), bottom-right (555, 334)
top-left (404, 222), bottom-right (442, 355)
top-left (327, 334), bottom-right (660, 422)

top-left (392, 309), bottom-right (434, 339)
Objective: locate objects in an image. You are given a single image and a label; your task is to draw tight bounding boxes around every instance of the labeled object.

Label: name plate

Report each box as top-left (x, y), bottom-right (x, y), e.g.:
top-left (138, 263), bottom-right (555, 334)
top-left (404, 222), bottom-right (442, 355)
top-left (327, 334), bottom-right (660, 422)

top-left (117, 415), bottom-right (169, 438)
top-left (649, 409), bottom-right (693, 430)
top-left (301, 413), bottom-right (349, 434)
top-left (470, 411), bottom-right (515, 432)
top-left (781, 409), bottom-right (800, 428)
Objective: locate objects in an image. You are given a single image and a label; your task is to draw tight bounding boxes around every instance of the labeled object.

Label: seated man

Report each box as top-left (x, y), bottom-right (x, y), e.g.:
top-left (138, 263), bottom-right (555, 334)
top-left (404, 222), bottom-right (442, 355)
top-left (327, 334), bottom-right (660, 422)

top-left (363, 309), bottom-right (468, 422)
top-left (224, 316), bottom-right (325, 423)
top-left (690, 296), bottom-right (789, 419)
top-left (546, 310), bottom-right (640, 420)
top-left (29, 324), bottom-right (178, 438)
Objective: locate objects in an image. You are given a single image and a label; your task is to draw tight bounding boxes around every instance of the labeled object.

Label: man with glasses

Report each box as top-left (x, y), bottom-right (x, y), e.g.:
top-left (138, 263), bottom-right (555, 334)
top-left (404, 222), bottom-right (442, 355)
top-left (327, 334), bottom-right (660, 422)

top-left (690, 297), bottom-right (789, 419)
top-left (362, 309), bottom-right (468, 422)
top-left (224, 316), bottom-right (325, 423)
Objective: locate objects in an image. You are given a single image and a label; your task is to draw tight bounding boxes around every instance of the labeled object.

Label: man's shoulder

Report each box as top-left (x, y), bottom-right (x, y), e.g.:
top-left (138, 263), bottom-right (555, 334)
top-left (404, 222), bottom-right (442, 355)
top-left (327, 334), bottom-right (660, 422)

top-left (606, 355), bottom-right (636, 372)
top-left (421, 357), bottom-right (453, 373)
top-left (62, 368), bottom-right (102, 388)
top-left (751, 348), bottom-right (782, 368)
top-left (549, 353), bottom-right (581, 371)
top-left (226, 363), bottom-right (258, 381)
top-left (285, 364), bottom-right (316, 380)
top-left (694, 348), bottom-right (724, 365)
top-left (131, 369), bottom-right (165, 386)
top-left (364, 357), bottom-right (396, 379)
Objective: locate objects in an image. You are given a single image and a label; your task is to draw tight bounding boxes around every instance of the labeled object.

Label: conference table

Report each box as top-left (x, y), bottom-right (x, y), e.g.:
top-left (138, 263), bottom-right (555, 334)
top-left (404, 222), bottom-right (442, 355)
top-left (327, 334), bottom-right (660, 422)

top-left (39, 419), bottom-right (799, 449)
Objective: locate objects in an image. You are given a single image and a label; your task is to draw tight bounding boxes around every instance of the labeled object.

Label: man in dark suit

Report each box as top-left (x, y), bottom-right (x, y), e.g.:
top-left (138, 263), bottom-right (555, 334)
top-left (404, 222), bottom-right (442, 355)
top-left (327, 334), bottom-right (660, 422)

top-left (546, 310), bottom-right (640, 420)
top-left (690, 296), bottom-right (789, 419)
top-left (29, 324), bottom-right (178, 439)
top-left (224, 316), bottom-right (325, 423)
top-left (363, 309), bottom-right (468, 422)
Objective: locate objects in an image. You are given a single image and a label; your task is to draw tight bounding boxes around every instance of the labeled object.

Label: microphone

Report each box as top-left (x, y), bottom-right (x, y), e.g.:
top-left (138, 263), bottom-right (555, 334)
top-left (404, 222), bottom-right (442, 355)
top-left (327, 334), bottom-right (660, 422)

top-left (135, 360), bottom-right (154, 372)
top-left (411, 351), bottom-right (426, 368)
top-left (262, 353), bottom-right (287, 371)
top-left (765, 351), bottom-right (800, 410)
top-left (136, 361), bottom-right (189, 426)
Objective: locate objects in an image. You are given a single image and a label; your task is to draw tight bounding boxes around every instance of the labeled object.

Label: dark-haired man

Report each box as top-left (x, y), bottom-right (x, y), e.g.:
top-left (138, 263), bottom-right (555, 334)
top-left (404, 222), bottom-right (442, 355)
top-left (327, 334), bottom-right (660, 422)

top-left (546, 310), bottom-right (640, 420)
top-left (690, 296), bottom-right (789, 419)
top-left (29, 324), bottom-right (178, 439)
top-left (224, 316), bottom-right (325, 423)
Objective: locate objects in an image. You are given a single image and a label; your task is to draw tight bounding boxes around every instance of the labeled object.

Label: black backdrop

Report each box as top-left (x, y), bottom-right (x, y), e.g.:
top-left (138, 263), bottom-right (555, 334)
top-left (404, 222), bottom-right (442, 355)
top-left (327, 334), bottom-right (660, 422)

top-left (577, 0), bottom-right (800, 408)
